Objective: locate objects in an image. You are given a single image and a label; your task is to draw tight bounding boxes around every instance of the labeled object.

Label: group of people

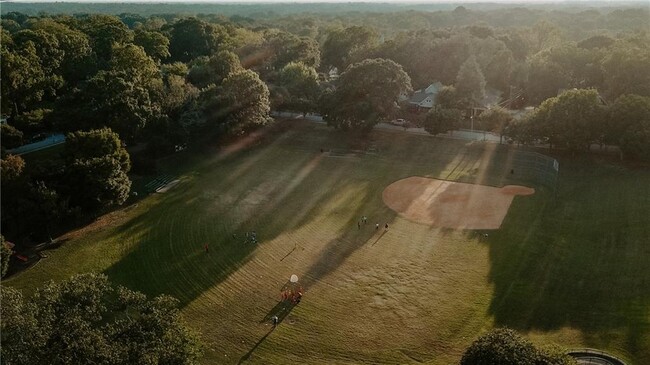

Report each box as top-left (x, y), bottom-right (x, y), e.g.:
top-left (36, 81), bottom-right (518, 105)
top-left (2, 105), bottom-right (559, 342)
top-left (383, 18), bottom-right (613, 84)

top-left (245, 231), bottom-right (258, 244)
top-left (357, 215), bottom-right (389, 231)
top-left (232, 231), bottom-right (258, 244)
top-left (281, 287), bottom-right (303, 304)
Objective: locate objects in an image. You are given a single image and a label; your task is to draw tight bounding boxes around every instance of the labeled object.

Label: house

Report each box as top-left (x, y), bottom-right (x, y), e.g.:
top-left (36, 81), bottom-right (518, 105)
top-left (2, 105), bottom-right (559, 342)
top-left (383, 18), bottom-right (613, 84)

top-left (328, 67), bottom-right (340, 80)
top-left (405, 82), bottom-right (443, 110)
top-left (467, 87), bottom-right (503, 117)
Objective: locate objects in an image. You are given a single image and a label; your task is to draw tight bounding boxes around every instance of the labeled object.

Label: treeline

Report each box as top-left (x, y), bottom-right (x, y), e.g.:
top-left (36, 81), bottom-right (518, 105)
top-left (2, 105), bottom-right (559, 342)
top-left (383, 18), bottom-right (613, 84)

top-left (1, 7), bottom-right (649, 244)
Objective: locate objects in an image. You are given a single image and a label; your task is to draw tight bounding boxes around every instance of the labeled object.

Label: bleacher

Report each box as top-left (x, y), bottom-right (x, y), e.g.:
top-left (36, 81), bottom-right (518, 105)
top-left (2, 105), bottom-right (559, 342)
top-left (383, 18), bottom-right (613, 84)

top-left (144, 174), bottom-right (176, 193)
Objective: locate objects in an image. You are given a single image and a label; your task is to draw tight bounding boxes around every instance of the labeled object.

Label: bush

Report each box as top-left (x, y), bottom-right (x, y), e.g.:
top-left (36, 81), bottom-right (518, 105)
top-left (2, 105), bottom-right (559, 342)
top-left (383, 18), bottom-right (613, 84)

top-left (0, 124), bottom-right (24, 149)
top-left (461, 328), bottom-right (577, 365)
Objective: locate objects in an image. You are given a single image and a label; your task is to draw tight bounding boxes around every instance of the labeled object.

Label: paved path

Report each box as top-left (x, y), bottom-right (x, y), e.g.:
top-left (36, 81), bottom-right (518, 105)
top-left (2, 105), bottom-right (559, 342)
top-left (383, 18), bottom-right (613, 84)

top-left (271, 111), bottom-right (503, 143)
top-left (7, 133), bottom-right (66, 155)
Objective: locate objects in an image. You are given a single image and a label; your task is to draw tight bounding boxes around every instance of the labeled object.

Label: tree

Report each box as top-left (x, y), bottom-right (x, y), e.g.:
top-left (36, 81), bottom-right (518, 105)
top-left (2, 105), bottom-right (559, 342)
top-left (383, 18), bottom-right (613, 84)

top-left (133, 29), bottom-right (170, 63)
top-left (435, 85), bottom-right (466, 109)
top-left (461, 328), bottom-right (577, 365)
top-left (619, 119), bottom-right (650, 161)
top-left (478, 106), bottom-right (513, 142)
top-left (13, 29), bottom-right (64, 95)
top-left (78, 15), bottom-right (133, 64)
top-left (188, 50), bottom-right (243, 88)
top-left (1, 235), bottom-right (12, 278)
top-left (55, 44), bottom-right (164, 141)
top-left (62, 128), bottom-right (131, 214)
top-left (526, 44), bottom-right (603, 105)
top-left (264, 31), bottom-right (320, 70)
top-left (1, 154), bottom-right (25, 181)
top-left (30, 19), bottom-right (94, 87)
top-left (424, 107), bottom-right (461, 136)
top-left (1, 36), bottom-right (45, 115)
top-left (321, 58), bottom-right (412, 132)
top-left (606, 94), bottom-right (650, 145)
top-left (602, 43), bottom-right (650, 99)
top-left (277, 62), bottom-right (320, 115)
top-left (1, 273), bottom-right (202, 364)
top-left (456, 56), bottom-right (486, 103)
top-left (528, 89), bottom-right (605, 150)
top-left (322, 26), bottom-right (378, 71)
top-left (168, 17), bottom-right (232, 62)
top-left (1, 124), bottom-right (24, 149)
top-left (200, 70), bottom-right (271, 135)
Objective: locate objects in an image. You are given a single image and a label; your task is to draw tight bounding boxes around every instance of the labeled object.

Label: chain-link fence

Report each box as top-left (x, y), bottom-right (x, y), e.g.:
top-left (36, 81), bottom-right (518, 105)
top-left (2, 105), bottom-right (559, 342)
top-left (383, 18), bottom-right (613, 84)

top-left (505, 149), bottom-right (559, 189)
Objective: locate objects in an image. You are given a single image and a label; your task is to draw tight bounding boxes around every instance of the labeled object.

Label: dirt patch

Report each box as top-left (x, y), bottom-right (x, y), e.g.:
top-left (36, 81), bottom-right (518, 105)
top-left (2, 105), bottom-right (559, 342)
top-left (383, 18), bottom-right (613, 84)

top-left (382, 176), bottom-right (535, 229)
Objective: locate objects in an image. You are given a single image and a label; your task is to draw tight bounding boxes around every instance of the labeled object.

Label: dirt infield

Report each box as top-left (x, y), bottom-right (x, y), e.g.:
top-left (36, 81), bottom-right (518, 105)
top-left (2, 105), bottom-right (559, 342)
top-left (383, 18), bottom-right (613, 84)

top-left (382, 177), bottom-right (535, 229)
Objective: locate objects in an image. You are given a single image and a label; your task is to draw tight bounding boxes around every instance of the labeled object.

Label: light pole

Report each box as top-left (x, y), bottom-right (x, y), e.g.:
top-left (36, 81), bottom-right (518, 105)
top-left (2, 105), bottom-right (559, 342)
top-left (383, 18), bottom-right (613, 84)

top-left (470, 115), bottom-right (474, 132)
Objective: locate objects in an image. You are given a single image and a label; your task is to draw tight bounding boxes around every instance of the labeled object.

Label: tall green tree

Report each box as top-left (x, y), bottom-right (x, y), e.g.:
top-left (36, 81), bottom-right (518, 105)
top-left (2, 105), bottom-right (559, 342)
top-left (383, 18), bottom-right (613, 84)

top-left (1, 32), bottom-right (45, 115)
top-left (322, 26), bottom-right (378, 71)
top-left (529, 88), bottom-right (606, 150)
top-left (277, 62), bottom-right (320, 115)
top-left (62, 128), bottom-right (131, 214)
top-left (30, 19), bottom-right (94, 87)
top-left (78, 15), bottom-right (133, 65)
top-left (602, 43), bottom-right (650, 99)
top-left (424, 107), bottom-right (461, 136)
top-left (168, 17), bottom-right (232, 62)
top-left (0, 235), bottom-right (11, 278)
top-left (1, 124), bottom-right (24, 149)
top-left (455, 56), bottom-right (486, 103)
top-left (1, 273), bottom-right (202, 364)
top-left (264, 31), bottom-right (320, 70)
top-left (200, 70), bottom-right (271, 135)
top-left (133, 28), bottom-right (170, 63)
top-left (54, 44), bottom-right (163, 140)
top-left (321, 58), bottom-right (412, 132)
top-left (188, 50), bottom-right (243, 88)
top-left (13, 29), bottom-right (64, 96)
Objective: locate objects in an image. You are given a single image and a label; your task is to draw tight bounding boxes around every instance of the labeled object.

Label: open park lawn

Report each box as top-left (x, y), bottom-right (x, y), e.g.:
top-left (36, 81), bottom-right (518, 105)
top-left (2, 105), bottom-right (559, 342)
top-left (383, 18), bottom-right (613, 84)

top-left (6, 122), bottom-right (650, 364)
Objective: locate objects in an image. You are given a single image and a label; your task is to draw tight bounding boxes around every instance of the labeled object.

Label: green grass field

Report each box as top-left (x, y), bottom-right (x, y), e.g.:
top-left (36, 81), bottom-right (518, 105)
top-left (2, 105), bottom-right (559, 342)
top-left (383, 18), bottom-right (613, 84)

top-left (6, 121), bottom-right (650, 364)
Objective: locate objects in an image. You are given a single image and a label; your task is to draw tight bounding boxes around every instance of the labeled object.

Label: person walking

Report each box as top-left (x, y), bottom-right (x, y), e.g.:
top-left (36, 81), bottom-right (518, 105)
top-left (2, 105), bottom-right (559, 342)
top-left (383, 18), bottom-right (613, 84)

top-left (375, 223), bottom-right (379, 230)
top-left (204, 243), bottom-right (209, 253)
top-left (358, 221), bottom-right (361, 229)
top-left (272, 315), bottom-right (279, 327)
top-left (384, 223), bottom-right (389, 231)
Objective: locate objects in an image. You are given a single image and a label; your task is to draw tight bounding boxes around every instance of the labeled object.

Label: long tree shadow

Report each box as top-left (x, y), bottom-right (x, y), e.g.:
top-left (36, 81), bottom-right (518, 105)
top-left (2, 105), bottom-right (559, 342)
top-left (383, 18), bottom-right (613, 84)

top-left (485, 158), bottom-right (650, 362)
top-left (102, 124), bottom-right (426, 306)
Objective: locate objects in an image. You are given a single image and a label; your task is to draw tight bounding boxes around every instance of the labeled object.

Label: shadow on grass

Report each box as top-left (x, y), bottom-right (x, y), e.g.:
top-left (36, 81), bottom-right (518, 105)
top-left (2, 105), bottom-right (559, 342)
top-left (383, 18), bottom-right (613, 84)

top-left (485, 159), bottom-right (650, 362)
top-left (102, 125), bottom-right (412, 306)
top-left (237, 327), bottom-right (274, 365)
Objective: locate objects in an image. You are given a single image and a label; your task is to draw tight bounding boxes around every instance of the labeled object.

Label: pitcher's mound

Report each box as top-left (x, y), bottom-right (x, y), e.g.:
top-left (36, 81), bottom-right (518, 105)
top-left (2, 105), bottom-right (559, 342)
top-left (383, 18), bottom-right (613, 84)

top-left (382, 177), bottom-right (535, 229)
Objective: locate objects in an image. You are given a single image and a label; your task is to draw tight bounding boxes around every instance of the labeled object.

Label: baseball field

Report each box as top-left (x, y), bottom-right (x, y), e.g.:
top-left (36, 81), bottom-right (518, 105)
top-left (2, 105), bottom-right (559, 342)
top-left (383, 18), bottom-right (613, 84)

top-left (6, 121), bottom-right (650, 364)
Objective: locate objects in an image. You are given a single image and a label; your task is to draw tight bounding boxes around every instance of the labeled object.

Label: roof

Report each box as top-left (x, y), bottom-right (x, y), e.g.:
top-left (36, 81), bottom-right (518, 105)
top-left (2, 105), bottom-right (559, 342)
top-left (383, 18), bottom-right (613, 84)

top-left (408, 82), bottom-right (442, 105)
top-left (409, 91), bottom-right (430, 104)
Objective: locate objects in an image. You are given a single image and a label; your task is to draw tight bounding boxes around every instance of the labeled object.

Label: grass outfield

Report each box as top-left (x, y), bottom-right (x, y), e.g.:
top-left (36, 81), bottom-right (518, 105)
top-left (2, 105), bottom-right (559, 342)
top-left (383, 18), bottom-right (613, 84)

top-left (6, 122), bottom-right (650, 364)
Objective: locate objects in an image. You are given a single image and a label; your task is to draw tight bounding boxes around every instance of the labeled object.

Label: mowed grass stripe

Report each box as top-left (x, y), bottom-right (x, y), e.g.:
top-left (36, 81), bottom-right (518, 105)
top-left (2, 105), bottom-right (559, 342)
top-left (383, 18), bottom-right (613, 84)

top-left (6, 122), bottom-right (649, 364)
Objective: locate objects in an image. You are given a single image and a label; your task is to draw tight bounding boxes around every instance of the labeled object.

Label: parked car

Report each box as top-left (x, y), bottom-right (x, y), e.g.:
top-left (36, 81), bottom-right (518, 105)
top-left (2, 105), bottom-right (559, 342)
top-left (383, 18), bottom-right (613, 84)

top-left (391, 118), bottom-right (407, 126)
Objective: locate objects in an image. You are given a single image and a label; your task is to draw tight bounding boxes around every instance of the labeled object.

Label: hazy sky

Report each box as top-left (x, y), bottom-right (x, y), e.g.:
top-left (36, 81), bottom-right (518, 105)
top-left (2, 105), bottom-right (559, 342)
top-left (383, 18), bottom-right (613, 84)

top-left (3, 0), bottom-right (645, 3)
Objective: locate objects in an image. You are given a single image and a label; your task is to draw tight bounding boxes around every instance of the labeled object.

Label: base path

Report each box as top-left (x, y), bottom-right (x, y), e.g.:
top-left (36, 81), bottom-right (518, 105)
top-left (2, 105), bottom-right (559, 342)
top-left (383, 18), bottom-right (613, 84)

top-left (382, 177), bottom-right (534, 229)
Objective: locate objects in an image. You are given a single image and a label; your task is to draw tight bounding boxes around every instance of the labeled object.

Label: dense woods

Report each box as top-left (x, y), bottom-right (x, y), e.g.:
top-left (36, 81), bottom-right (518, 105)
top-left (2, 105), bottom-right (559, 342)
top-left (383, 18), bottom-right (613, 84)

top-left (1, 4), bottom-right (648, 246)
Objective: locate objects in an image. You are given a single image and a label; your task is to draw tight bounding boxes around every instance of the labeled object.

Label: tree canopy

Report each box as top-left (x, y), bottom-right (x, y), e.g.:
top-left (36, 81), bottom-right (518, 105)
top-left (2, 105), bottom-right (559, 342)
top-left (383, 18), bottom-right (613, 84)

top-left (461, 328), bottom-right (577, 365)
top-left (321, 58), bottom-right (412, 132)
top-left (62, 128), bottom-right (131, 214)
top-left (1, 273), bottom-right (202, 364)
